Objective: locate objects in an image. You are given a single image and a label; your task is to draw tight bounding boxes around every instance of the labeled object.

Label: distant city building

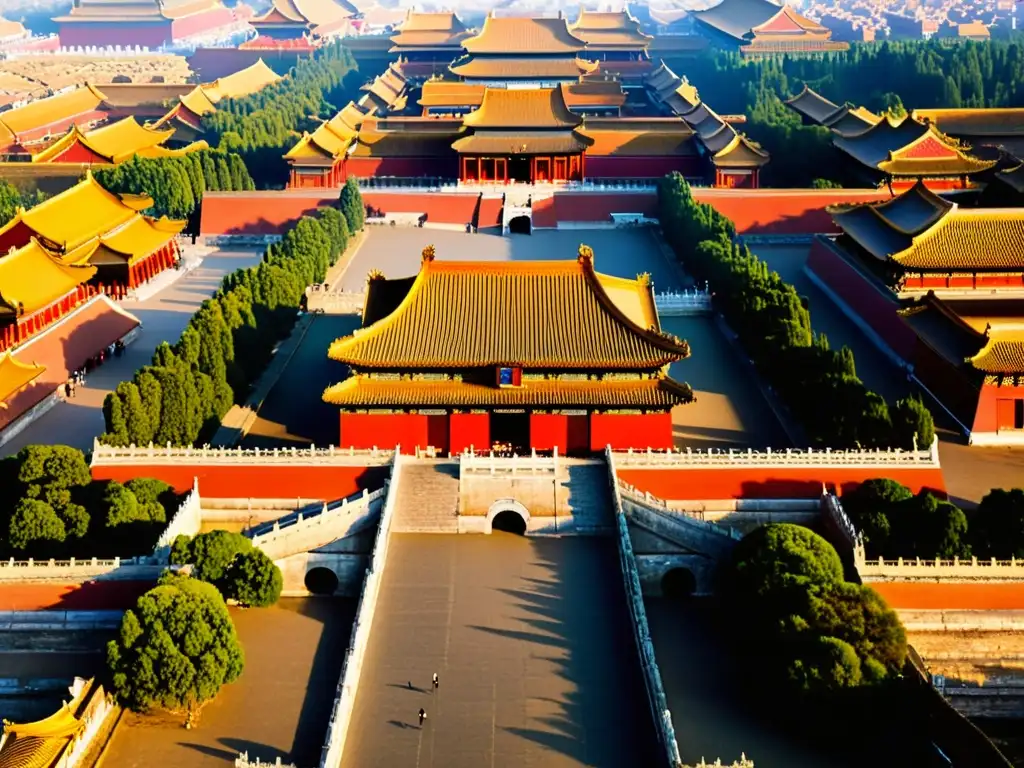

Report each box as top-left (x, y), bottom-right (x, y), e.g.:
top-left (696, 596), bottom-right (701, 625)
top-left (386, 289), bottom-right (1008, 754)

top-left (53, 0), bottom-right (240, 48)
top-left (689, 0), bottom-right (849, 54)
top-left (244, 0), bottom-right (356, 51)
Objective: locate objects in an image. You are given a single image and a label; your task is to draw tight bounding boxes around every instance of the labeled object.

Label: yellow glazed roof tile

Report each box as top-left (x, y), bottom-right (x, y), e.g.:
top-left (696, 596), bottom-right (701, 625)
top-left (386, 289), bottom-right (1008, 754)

top-left (0, 85), bottom-right (107, 138)
top-left (31, 117), bottom-right (175, 164)
top-left (0, 352), bottom-right (45, 406)
top-left (327, 250), bottom-right (690, 370)
top-left (0, 238), bottom-right (96, 316)
top-left (462, 15), bottom-right (586, 54)
top-left (463, 87), bottom-right (581, 130)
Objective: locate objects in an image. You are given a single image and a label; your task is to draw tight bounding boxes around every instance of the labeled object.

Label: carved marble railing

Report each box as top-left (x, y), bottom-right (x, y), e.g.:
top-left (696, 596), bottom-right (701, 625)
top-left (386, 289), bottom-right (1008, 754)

top-left (90, 439), bottom-right (393, 466)
top-left (654, 288), bottom-right (712, 316)
top-left (857, 555), bottom-right (1024, 580)
top-left (305, 286), bottom-right (366, 315)
top-left (612, 439), bottom-right (939, 468)
top-left (458, 447), bottom-right (559, 476)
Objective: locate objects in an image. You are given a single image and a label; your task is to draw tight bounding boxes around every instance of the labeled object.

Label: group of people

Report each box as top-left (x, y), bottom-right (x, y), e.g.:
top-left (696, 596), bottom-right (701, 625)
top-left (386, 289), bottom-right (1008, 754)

top-left (410, 673), bottom-right (439, 727)
top-left (63, 340), bottom-right (126, 400)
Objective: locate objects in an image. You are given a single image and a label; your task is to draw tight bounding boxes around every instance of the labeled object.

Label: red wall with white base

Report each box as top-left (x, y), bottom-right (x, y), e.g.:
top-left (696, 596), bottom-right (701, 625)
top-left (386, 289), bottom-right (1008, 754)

top-left (617, 466), bottom-right (947, 500)
top-left (972, 382), bottom-right (1024, 434)
top-left (590, 413), bottom-right (673, 452)
top-left (91, 463), bottom-right (389, 500)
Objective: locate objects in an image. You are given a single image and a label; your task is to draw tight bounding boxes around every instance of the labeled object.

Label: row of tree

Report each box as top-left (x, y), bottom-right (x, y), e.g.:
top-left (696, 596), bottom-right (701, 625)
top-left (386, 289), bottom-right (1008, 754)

top-left (94, 149), bottom-right (254, 222)
top-left (101, 180), bottom-right (364, 448)
top-left (170, 530), bottom-right (282, 608)
top-left (844, 480), bottom-right (1024, 560)
top-left (657, 173), bottom-right (934, 449)
top-left (721, 523), bottom-right (907, 694)
top-left (203, 42), bottom-right (362, 188)
top-left (0, 445), bottom-right (176, 558)
top-left (668, 39), bottom-right (1024, 187)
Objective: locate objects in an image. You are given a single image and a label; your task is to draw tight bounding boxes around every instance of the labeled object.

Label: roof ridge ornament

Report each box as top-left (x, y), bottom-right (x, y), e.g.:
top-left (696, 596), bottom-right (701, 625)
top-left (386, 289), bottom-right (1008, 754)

top-left (577, 243), bottom-right (594, 264)
top-left (422, 244), bottom-right (436, 263)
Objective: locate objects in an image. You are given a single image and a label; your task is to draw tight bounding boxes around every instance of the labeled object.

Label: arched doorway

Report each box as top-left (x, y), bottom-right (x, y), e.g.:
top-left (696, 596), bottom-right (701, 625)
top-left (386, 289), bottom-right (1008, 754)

top-left (508, 215), bottom-right (531, 235)
top-left (661, 568), bottom-right (696, 599)
top-left (486, 499), bottom-right (530, 535)
top-left (305, 566), bottom-right (339, 595)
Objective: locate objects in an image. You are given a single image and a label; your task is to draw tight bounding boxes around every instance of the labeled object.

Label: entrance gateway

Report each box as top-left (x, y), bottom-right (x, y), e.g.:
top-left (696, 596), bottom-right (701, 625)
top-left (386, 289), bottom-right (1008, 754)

top-left (486, 499), bottom-right (530, 535)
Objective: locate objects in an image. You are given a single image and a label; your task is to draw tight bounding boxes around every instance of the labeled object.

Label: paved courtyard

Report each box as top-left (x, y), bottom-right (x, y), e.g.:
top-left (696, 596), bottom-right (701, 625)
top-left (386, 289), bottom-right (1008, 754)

top-left (102, 598), bottom-right (355, 768)
top-left (246, 228), bottom-right (785, 452)
top-left (1, 248), bottom-right (264, 457)
top-left (341, 534), bottom-right (659, 768)
top-left (752, 244), bottom-right (1024, 506)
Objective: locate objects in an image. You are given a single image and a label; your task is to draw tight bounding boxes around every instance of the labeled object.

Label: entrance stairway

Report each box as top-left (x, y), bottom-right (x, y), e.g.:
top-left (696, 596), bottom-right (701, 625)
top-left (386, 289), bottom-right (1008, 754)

top-left (563, 461), bottom-right (616, 535)
top-left (391, 459), bottom-right (460, 533)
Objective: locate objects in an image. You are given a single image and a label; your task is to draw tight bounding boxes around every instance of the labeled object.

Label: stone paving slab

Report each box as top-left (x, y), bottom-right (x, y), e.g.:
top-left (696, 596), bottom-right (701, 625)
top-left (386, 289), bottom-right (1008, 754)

top-left (341, 534), bottom-right (659, 768)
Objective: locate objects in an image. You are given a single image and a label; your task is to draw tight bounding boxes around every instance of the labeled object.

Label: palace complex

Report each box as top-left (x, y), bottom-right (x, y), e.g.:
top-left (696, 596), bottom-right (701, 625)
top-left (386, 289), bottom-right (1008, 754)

top-left (285, 15), bottom-right (768, 189)
top-left (27, 117), bottom-right (207, 164)
top-left (689, 0), bottom-right (848, 55)
top-left (388, 11), bottom-right (472, 78)
top-left (805, 181), bottom-right (1024, 445)
top-left (323, 245), bottom-right (693, 455)
top-left (787, 86), bottom-right (1023, 190)
top-left (53, 0), bottom-right (239, 48)
top-left (0, 172), bottom-right (183, 353)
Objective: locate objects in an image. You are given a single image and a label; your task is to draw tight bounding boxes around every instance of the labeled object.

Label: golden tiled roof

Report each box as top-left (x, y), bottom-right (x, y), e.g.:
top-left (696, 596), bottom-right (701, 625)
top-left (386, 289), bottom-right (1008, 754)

top-left (327, 251), bottom-right (690, 370)
top-left (418, 81), bottom-right (485, 108)
top-left (713, 133), bottom-right (770, 167)
top-left (878, 126), bottom-right (997, 176)
top-left (323, 375), bottom-right (693, 408)
top-left (645, 62), bottom-right (700, 112)
top-left (0, 85), bottom-right (107, 141)
top-left (911, 108), bottom-right (1024, 137)
top-left (390, 11), bottom-right (471, 50)
top-left (463, 87), bottom-right (580, 130)
top-left (968, 332), bottom-right (1024, 375)
top-left (579, 128), bottom-right (696, 156)
top-left (0, 688), bottom-right (84, 768)
top-left (202, 59), bottom-right (282, 103)
top-left (891, 209), bottom-right (1024, 271)
top-left (450, 56), bottom-right (597, 80)
top-left (31, 117), bottom-right (177, 164)
top-left (353, 130), bottom-right (457, 158)
top-left (451, 131), bottom-right (588, 155)
top-left (0, 238), bottom-right (97, 316)
top-left (100, 216), bottom-right (186, 265)
top-left (0, 353), bottom-right (45, 407)
top-left (177, 86), bottom-right (219, 118)
top-left (0, 172), bottom-right (137, 252)
top-left (462, 15), bottom-right (586, 54)
top-left (569, 9), bottom-right (653, 48)
top-left (560, 81), bottom-right (626, 109)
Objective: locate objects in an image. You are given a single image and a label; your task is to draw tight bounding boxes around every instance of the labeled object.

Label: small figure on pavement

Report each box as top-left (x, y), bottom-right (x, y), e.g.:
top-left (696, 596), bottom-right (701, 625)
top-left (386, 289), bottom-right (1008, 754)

top-left (64, 381), bottom-right (72, 399)
top-left (432, 673), bottom-right (439, 690)
top-left (408, 680), bottom-right (414, 690)
top-left (418, 708), bottom-right (426, 727)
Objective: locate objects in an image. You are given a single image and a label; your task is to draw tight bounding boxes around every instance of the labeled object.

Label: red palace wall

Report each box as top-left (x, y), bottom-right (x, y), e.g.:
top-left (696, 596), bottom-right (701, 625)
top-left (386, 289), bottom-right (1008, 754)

top-left (449, 413), bottom-right (489, 454)
top-left (586, 156), bottom-right (703, 179)
top-left (973, 382), bottom-right (1024, 434)
top-left (530, 413), bottom-right (590, 454)
top-left (170, 7), bottom-right (236, 40)
top-left (0, 219), bottom-right (32, 252)
top-left (691, 188), bottom-right (890, 235)
top-left (806, 237), bottom-right (918, 361)
top-left (361, 191), bottom-right (479, 227)
top-left (617, 467), bottom-right (947, 500)
top-left (0, 581), bottom-right (155, 611)
top-left (339, 412), bottom-right (449, 454)
top-left (91, 463), bottom-right (389, 500)
top-left (476, 196), bottom-right (503, 229)
top-left (42, 141), bottom-right (109, 164)
top-left (57, 21), bottom-right (172, 48)
top-left (199, 188), bottom-right (895, 237)
top-left (591, 413), bottom-right (673, 452)
top-left (870, 582), bottom-right (1024, 610)
top-left (346, 157), bottom-right (458, 180)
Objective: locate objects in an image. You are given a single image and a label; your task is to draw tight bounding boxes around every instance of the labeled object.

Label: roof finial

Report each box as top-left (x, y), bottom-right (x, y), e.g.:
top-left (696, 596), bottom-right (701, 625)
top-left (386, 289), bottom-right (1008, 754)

top-left (422, 244), bottom-right (436, 263)
top-left (577, 243), bottom-right (594, 264)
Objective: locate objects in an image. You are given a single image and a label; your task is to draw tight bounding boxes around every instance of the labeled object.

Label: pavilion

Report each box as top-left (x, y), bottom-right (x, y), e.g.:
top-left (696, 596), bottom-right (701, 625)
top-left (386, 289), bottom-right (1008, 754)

top-left (690, 0), bottom-right (848, 55)
top-left (29, 117), bottom-right (208, 164)
top-left (323, 245), bottom-right (693, 455)
top-left (388, 11), bottom-right (473, 79)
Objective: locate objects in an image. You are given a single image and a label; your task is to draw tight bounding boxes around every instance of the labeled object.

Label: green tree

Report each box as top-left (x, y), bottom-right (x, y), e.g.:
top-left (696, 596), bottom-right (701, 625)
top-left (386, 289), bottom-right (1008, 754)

top-left (891, 396), bottom-right (936, 451)
top-left (786, 636), bottom-right (863, 694)
top-left (106, 573), bottom-right (244, 723)
top-left (170, 530), bottom-right (253, 584)
top-left (970, 488), bottom-right (1024, 558)
top-left (339, 177), bottom-right (365, 234)
top-left (125, 478), bottom-right (173, 522)
top-left (8, 498), bottom-right (65, 551)
top-left (223, 549), bottom-right (283, 607)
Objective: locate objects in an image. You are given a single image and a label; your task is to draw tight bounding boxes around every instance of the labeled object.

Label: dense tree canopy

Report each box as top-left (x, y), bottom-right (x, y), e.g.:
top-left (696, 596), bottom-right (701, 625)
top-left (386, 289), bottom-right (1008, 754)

top-left (171, 531), bottom-right (282, 608)
top-left (107, 572), bottom-right (244, 723)
top-left (203, 42), bottom-right (360, 188)
top-left (721, 523), bottom-right (907, 695)
top-left (101, 193), bottom-right (362, 449)
top-left (667, 39), bottom-right (1024, 186)
top-left (0, 446), bottom-right (177, 559)
top-left (657, 172), bottom-right (935, 448)
top-left (0, 180), bottom-right (48, 229)
top-left (969, 488), bottom-right (1024, 558)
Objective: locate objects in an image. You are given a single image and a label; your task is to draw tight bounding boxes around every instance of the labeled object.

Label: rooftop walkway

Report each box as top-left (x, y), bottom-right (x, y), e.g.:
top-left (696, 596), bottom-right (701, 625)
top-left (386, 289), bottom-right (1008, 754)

top-left (340, 533), bottom-right (659, 767)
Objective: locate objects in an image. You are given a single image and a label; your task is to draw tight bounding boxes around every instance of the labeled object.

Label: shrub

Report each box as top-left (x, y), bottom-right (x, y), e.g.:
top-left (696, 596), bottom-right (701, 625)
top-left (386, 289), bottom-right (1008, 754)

top-left (223, 549), bottom-right (283, 607)
top-left (106, 572), bottom-right (244, 723)
top-left (170, 530), bottom-right (252, 584)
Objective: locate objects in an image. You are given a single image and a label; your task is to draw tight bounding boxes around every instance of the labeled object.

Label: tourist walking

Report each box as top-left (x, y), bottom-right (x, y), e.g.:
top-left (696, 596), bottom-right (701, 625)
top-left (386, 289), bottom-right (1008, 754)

top-left (432, 673), bottom-right (438, 690)
top-left (64, 381), bottom-right (72, 399)
top-left (418, 708), bottom-right (426, 727)
top-left (408, 680), bottom-right (414, 690)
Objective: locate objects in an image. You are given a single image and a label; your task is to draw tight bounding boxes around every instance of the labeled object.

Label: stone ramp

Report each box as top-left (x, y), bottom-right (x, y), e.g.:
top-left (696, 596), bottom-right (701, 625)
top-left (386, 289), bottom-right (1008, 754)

top-left (339, 534), bottom-right (660, 768)
top-left (563, 461), bottom-right (616, 534)
top-left (391, 460), bottom-right (460, 533)
top-left (250, 489), bottom-right (386, 560)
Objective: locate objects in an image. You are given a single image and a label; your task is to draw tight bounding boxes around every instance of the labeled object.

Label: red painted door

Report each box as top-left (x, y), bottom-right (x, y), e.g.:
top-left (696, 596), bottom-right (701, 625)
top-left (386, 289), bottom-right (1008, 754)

top-left (996, 399), bottom-right (1016, 429)
top-left (565, 414), bottom-right (590, 455)
top-left (427, 414), bottom-right (449, 454)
